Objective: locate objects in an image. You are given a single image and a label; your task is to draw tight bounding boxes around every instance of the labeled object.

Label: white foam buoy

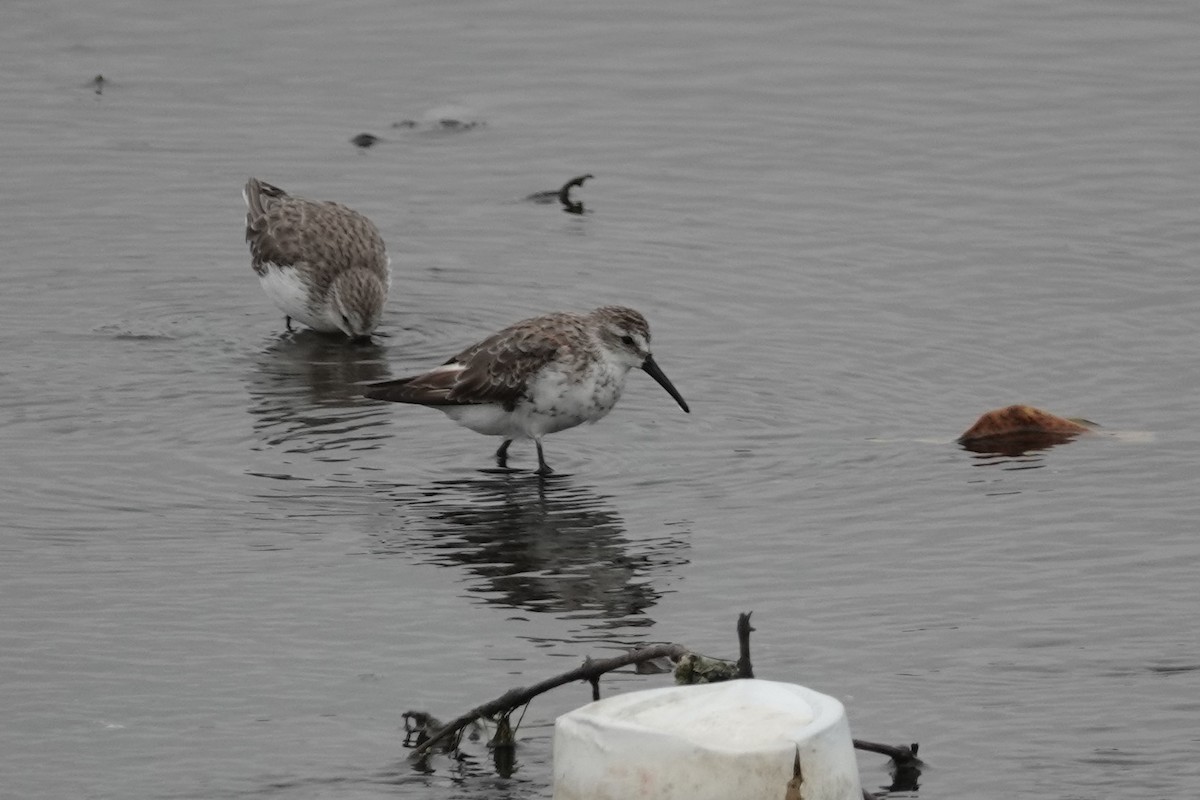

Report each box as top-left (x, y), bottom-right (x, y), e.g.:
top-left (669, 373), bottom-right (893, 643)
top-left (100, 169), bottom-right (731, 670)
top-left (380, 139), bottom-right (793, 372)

top-left (553, 679), bottom-right (862, 800)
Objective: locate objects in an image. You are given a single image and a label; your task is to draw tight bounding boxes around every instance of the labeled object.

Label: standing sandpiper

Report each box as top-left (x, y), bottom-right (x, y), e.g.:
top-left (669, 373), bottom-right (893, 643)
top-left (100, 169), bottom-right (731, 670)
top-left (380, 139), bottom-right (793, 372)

top-left (243, 178), bottom-right (390, 340)
top-left (363, 306), bottom-right (690, 474)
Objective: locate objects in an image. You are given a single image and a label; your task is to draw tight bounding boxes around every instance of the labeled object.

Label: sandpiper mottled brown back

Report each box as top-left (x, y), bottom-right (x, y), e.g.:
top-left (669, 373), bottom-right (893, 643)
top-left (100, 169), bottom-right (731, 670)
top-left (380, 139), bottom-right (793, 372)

top-left (243, 178), bottom-right (388, 292)
top-left (361, 305), bottom-right (688, 474)
top-left (367, 311), bottom-right (604, 411)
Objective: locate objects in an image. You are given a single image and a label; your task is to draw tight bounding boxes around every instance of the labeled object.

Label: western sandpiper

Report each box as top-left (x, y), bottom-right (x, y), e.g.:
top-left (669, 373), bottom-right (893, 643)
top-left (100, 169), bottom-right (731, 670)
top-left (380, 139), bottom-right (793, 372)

top-left (243, 178), bottom-right (390, 340)
top-left (363, 306), bottom-right (690, 474)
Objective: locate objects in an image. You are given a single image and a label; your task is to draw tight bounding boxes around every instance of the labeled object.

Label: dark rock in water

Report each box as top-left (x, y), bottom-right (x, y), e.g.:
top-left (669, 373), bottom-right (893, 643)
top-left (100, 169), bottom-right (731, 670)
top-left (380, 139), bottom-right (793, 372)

top-left (351, 132), bottom-right (380, 148)
top-left (525, 174), bottom-right (594, 214)
top-left (90, 74), bottom-right (106, 95)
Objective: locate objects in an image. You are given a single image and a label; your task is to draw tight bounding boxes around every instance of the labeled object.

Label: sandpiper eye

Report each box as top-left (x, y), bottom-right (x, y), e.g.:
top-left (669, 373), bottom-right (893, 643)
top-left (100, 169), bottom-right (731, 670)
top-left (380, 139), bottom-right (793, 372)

top-left (620, 335), bottom-right (635, 347)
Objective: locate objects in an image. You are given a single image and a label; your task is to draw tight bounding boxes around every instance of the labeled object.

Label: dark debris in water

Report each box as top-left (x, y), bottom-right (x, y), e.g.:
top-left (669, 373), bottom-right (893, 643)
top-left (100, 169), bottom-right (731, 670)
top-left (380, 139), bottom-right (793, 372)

top-left (390, 118), bottom-right (485, 132)
top-left (89, 74), bottom-right (106, 95)
top-left (437, 118), bottom-right (481, 131)
top-left (350, 132), bottom-right (380, 149)
top-left (525, 173), bottom-right (593, 214)
top-left (672, 652), bottom-right (739, 684)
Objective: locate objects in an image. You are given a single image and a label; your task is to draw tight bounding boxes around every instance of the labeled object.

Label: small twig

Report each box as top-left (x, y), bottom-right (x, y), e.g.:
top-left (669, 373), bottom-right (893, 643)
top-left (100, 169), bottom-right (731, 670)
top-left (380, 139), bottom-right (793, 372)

top-left (511, 701), bottom-right (530, 734)
top-left (410, 642), bottom-right (691, 758)
top-left (736, 611), bottom-right (755, 678)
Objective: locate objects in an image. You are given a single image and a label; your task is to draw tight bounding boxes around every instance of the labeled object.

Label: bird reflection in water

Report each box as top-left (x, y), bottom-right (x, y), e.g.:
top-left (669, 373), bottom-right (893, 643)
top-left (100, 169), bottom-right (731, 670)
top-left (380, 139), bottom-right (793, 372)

top-left (373, 473), bottom-right (687, 627)
top-left (246, 330), bottom-right (394, 456)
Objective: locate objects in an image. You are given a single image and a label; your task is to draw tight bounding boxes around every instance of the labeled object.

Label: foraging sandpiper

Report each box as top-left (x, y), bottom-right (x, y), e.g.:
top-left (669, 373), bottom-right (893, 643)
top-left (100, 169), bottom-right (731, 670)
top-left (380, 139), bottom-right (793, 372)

top-left (243, 178), bottom-right (390, 340)
top-left (364, 306), bottom-right (689, 473)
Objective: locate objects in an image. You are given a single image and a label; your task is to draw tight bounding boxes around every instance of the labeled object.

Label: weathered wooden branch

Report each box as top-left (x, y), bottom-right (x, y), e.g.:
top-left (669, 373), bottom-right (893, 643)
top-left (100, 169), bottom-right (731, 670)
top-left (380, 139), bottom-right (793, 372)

top-left (853, 739), bottom-right (922, 767)
top-left (736, 611), bottom-right (755, 678)
top-left (408, 612), bottom-right (925, 797)
top-left (410, 642), bottom-right (691, 759)
top-left (557, 173), bottom-right (593, 214)
top-left (854, 739), bottom-right (923, 795)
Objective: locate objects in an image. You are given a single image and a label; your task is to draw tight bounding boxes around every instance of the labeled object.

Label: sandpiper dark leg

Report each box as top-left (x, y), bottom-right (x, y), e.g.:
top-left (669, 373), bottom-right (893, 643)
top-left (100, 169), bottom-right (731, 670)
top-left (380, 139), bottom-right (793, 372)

top-left (534, 440), bottom-right (553, 475)
top-left (495, 439), bottom-right (512, 468)
top-left (285, 316), bottom-right (294, 332)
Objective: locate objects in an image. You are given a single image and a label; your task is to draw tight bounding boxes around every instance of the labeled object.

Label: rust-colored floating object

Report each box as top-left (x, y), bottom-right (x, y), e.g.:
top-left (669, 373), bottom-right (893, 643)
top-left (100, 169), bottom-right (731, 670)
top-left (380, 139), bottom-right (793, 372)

top-left (959, 404), bottom-right (1094, 456)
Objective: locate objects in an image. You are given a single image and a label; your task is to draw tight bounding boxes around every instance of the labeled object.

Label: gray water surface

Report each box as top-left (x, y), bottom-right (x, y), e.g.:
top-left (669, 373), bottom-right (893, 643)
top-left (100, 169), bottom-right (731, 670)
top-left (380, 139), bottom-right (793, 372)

top-left (2, 1), bottom-right (1199, 798)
